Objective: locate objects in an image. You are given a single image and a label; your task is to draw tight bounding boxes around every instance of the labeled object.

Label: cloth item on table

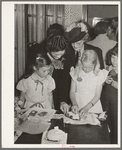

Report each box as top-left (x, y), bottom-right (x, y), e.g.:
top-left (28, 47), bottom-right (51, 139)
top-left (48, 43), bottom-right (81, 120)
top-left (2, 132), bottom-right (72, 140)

top-left (15, 119), bottom-right (51, 134)
top-left (52, 113), bottom-right (65, 119)
top-left (63, 113), bottom-right (101, 126)
top-left (24, 107), bottom-right (56, 122)
top-left (98, 111), bottom-right (107, 121)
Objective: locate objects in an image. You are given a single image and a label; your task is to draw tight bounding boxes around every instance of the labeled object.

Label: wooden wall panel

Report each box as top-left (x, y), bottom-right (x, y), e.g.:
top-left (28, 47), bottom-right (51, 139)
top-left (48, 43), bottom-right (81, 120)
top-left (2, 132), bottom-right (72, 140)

top-left (14, 4), bottom-right (18, 83)
top-left (15, 4), bottom-right (26, 84)
top-left (28, 5), bottom-right (33, 43)
top-left (46, 5), bottom-right (65, 33)
top-left (33, 5), bottom-right (37, 42)
top-left (36, 5), bottom-right (45, 43)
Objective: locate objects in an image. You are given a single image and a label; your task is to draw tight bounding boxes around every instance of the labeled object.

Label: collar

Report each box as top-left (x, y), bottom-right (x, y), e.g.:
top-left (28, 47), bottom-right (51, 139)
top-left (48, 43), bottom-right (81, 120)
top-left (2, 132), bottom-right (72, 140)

top-left (97, 34), bottom-right (109, 40)
top-left (31, 72), bottom-right (47, 82)
top-left (80, 70), bottom-right (95, 77)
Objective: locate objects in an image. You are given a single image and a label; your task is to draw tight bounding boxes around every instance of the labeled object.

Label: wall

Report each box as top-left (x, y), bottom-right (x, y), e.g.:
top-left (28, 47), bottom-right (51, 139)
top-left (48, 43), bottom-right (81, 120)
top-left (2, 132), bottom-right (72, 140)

top-left (65, 5), bottom-right (84, 28)
top-left (88, 5), bottom-right (118, 26)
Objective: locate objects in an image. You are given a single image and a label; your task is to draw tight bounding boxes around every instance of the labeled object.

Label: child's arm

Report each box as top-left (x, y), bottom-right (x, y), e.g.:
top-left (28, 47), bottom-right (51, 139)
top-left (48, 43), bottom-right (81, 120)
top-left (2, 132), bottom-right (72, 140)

top-left (79, 84), bottom-right (103, 116)
top-left (48, 91), bottom-right (54, 109)
top-left (70, 79), bottom-right (79, 114)
top-left (111, 80), bottom-right (118, 89)
top-left (18, 91), bottom-right (26, 108)
top-left (106, 76), bottom-right (118, 89)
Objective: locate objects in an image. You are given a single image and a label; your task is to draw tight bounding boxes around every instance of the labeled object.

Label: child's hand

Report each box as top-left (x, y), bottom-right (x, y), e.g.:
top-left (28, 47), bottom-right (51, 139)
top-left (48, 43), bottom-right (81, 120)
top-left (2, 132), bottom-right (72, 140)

top-left (71, 105), bottom-right (79, 114)
top-left (106, 76), bottom-right (113, 84)
top-left (79, 106), bottom-right (89, 117)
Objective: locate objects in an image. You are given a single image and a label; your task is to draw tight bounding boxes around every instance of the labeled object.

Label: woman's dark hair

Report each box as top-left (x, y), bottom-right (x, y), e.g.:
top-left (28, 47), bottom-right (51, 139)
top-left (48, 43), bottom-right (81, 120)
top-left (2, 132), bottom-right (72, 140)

top-left (94, 21), bottom-right (109, 35)
top-left (47, 23), bottom-right (65, 37)
top-left (106, 43), bottom-right (118, 65)
top-left (46, 34), bottom-right (68, 53)
top-left (88, 28), bottom-right (96, 40)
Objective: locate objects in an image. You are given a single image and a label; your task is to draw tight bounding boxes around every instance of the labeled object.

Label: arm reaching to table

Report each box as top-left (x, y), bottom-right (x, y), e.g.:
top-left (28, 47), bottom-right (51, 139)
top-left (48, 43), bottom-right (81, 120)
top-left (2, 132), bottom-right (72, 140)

top-left (79, 84), bottom-right (103, 117)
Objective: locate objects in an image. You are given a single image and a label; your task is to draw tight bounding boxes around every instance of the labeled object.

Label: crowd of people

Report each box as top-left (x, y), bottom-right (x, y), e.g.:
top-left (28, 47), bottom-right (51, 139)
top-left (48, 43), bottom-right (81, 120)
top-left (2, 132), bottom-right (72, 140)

top-left (16, 16), bottom-right (118, 144)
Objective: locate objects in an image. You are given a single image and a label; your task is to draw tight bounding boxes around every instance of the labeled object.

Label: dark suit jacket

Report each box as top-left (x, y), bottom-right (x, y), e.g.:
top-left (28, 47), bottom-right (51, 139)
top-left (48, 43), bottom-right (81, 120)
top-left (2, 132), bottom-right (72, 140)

top-left (66, 43), bottom-right (104, 69)
top-left (52, 54), bottom-right (74, 110)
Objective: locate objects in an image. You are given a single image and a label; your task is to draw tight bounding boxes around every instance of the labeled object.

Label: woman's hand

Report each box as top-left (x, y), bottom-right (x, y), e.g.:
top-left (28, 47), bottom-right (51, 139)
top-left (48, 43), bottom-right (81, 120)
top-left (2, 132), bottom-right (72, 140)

top-left (106, 76), bottom-right (113, 84)
top-left (79, 105), bottom-right (89, 117)
top-left (60, 102), bottom-right (70, 114)
top-left (71, 105), bottom-right (79, 114)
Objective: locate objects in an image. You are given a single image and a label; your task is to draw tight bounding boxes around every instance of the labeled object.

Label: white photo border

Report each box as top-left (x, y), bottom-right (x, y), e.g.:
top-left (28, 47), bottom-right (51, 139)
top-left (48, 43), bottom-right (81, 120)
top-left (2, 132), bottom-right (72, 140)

top-left (2, 1), bottom-right (121, 148)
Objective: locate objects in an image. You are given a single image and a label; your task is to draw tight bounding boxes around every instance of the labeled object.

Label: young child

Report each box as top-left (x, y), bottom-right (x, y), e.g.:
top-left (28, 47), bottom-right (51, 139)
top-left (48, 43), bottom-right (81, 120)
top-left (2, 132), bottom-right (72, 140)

top-left (105, 44), bottom-right (118, 89)
top-left (101, 44), bottom-right (118, 144)
top-left (69, 50), bottom-right (108, 116)
top-left (16, 52), bottom-right (55, 109)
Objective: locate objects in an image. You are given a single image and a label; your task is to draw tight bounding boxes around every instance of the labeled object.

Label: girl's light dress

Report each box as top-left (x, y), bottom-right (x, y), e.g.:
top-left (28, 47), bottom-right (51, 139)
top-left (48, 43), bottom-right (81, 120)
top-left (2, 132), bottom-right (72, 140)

top-left (16, 73), bottom-right (55, 109)
top-left (70, 67), bottom-right (108, 113)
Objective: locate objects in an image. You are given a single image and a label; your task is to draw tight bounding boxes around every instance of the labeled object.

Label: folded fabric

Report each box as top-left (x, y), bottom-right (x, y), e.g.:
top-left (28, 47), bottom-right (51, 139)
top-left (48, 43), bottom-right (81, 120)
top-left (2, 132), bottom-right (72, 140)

top-left (63, 113), bottom-right (101, 126)
top-left (52, 113), bottom-right (65, 119)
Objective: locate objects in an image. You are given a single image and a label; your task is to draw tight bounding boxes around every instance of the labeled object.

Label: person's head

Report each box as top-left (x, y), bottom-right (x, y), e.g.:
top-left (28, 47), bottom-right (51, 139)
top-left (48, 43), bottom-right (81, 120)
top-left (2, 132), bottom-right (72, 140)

top-left (106, 19), bottom-right (117, 38)
top-left (110, 44), bottom-right (118, 67)
top-left (112, 17), bottom-right (118, 28)
top-left (80, 50), bottom-right (100, 74)
top-left (47, 23), bottom-right (65, 37)
top-left (94, 21), bottom-right (109, 36)
top-left (46, 35), bottom-right (68, 60)
top-left (88, 28), bottom-right (96, 41)
top-left (65, 21), bottom-right (90, 51)
top-left (31, 53), bottom-right (51, 78)
top-left (106, 44), bottom-right (118, 66)
top-left (106, 22), bottom-right (113, 36)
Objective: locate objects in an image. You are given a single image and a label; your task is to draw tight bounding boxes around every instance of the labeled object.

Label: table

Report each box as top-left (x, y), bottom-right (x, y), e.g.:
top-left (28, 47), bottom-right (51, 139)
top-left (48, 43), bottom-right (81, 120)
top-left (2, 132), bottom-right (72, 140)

top-left (15, 118), bottom-right (110, 144)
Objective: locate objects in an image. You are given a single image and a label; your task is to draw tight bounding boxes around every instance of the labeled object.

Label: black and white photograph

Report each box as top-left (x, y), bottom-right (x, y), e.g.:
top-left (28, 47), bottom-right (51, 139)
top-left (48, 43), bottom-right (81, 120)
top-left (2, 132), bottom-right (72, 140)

top-left (2, 1), bottom-right (121, 148)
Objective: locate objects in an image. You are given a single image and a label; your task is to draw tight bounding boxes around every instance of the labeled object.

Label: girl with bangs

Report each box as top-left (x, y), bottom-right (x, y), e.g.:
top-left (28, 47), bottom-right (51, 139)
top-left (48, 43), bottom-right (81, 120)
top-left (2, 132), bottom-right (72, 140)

top-left (69, 50), bottom-right (108, 116)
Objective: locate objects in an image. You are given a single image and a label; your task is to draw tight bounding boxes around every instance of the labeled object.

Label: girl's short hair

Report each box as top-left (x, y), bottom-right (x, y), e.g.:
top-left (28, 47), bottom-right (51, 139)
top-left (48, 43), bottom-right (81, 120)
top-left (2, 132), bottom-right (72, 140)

top-left (81, 50), bottom-right (100, 75)
top-left (32, 53), bottom-right (51, 69)
top-left (46, 35), bottom-right (68, 53)
top-left (94, 21), bottom-right (109, 35)
top-left (106, 43), bottom-right (118, 65)
top-left (24, 52), bottom-right (51, 78)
